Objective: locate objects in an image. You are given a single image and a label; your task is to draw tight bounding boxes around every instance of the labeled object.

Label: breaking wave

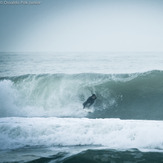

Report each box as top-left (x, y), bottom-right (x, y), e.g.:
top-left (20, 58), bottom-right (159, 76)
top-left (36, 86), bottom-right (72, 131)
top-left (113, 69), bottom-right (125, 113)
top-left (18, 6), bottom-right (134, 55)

top-left (0, 70), bottom-right (163, 119)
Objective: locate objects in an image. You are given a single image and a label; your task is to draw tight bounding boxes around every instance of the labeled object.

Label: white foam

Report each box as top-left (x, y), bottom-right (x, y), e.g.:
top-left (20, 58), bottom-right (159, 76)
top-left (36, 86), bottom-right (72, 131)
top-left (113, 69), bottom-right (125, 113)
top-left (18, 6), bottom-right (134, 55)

top-left (0, 79), bottom-right (88, 117)
top-left (0, 117), bottom-right (163, 151)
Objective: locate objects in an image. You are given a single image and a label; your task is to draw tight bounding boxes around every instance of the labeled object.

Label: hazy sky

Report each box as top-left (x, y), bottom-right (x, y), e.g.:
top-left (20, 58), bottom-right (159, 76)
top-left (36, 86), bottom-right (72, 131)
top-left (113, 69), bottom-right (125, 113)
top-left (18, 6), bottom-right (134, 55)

top-left (0, 0), bottom-right (163, 52)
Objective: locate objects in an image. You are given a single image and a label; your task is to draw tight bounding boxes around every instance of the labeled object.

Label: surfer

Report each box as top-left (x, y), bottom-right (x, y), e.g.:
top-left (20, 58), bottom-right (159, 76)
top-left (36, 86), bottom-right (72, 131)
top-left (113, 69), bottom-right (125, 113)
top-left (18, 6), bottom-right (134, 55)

top-left (83, 94), bottom-right (97, 109)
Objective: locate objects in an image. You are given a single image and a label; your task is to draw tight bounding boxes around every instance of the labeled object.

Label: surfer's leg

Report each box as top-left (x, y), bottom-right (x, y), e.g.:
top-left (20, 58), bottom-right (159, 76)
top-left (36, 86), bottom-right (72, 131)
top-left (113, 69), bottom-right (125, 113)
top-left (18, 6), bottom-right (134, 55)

top-left (83, 102), bottom-right (86, 109)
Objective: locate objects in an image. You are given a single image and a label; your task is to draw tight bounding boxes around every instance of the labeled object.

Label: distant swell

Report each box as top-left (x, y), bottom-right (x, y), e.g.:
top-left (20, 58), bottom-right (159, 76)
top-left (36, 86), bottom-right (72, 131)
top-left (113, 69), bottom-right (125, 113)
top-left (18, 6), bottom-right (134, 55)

top-left (0, 70), bottom-right (163, 120)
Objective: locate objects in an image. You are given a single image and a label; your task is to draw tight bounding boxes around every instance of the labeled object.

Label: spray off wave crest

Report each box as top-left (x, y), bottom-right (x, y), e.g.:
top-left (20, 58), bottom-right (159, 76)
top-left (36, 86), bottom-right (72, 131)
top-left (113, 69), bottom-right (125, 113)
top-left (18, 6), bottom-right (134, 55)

top-left (0, 70), bottom-right (163, 119)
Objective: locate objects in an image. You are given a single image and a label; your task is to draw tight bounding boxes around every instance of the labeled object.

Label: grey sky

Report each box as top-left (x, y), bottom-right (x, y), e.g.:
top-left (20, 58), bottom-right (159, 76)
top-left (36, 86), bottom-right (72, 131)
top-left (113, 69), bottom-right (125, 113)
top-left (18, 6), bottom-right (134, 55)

top-left (0, 0), bottom-right (163, 52)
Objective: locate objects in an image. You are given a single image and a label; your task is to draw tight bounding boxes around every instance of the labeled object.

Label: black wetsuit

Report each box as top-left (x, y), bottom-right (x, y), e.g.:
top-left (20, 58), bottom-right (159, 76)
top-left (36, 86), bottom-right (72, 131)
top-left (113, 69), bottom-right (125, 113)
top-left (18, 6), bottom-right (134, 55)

top-left (83, 95), bottom-right (96, 109)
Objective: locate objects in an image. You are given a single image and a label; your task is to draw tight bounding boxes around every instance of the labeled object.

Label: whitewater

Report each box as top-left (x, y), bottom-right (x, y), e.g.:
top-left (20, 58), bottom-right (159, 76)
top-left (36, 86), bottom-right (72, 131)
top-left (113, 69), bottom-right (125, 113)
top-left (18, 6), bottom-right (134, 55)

top-left (1, 52), bottom-right (163, 163)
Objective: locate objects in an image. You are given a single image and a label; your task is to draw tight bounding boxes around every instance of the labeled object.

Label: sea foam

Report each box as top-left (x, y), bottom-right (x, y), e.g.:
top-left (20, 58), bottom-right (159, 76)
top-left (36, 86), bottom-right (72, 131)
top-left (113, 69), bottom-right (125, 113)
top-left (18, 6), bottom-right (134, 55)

top-left (0, 117), bottom-right (163, 151)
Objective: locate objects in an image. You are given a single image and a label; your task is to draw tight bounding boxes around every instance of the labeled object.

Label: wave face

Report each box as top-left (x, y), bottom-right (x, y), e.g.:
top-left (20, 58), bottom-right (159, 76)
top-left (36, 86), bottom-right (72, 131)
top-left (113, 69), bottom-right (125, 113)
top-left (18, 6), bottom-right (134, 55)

top-left (63, 149), bottom-right (163, 163)
top-left (0, 70), bottom-right (163, 119)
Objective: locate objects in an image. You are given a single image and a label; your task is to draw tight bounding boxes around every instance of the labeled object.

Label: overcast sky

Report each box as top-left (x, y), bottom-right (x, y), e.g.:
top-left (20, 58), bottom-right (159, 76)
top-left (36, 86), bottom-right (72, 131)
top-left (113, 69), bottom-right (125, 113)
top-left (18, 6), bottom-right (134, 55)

top-left (0, 0), bottom-right (163, 52)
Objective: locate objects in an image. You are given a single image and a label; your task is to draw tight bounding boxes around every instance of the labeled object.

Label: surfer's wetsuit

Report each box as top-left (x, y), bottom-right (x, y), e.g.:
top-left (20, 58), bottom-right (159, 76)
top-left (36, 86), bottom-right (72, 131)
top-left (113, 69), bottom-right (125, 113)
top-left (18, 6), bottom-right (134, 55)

top-left (83, 94), bottom-right (97, 109)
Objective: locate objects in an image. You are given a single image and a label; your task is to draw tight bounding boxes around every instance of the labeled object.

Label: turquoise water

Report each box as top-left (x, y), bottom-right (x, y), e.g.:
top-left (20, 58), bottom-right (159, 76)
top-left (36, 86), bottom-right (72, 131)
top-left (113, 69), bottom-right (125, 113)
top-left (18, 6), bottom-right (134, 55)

top-left (1, 52), bottom-right (163, 162)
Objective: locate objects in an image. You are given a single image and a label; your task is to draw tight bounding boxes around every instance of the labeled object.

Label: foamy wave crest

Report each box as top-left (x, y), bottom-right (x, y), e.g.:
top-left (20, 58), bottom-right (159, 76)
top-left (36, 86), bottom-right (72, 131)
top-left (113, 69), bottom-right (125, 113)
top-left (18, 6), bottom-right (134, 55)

top-left (0, 74), bottom-right (89, 117)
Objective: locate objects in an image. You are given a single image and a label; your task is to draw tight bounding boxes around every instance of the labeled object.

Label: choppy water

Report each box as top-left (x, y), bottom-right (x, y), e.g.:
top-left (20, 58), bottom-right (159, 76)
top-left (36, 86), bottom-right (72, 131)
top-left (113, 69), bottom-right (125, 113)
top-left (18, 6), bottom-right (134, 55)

top-left (0, 52), bottom-right (163, 162)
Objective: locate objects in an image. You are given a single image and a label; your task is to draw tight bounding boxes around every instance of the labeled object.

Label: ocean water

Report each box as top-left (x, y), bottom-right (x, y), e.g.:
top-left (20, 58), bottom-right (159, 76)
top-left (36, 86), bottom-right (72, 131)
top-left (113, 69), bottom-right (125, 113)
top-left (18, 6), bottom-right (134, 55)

top-left (1, 52), bottom-right (163, 163)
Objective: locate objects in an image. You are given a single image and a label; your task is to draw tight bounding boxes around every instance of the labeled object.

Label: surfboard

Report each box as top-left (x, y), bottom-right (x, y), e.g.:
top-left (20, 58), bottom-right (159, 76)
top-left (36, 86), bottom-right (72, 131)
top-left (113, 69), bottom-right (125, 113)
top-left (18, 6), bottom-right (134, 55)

top-left (84, 108), bottom-right (94, 113)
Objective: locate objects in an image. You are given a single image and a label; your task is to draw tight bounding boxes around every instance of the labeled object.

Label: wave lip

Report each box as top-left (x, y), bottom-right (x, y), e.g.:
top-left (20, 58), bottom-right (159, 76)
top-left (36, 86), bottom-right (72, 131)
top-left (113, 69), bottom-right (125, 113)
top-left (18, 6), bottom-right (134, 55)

top-left (0, 70), bottom-right (163, 119)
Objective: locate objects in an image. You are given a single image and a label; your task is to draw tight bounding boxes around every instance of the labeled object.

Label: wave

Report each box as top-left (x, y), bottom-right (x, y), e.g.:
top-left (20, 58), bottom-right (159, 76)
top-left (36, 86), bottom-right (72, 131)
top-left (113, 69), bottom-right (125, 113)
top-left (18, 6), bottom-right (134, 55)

top-left (0, 70), bottom-right (163, 119)
top-left (63, 149), bottom-right (163, 163)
